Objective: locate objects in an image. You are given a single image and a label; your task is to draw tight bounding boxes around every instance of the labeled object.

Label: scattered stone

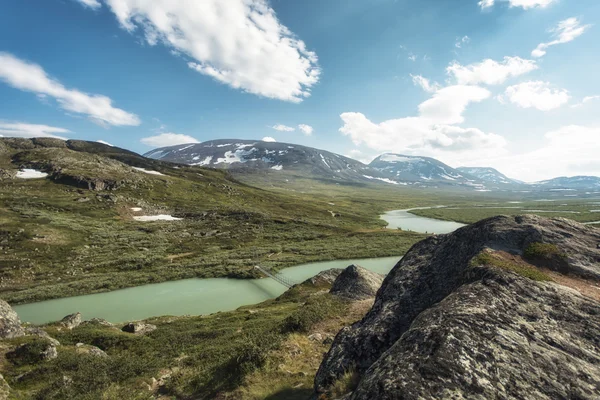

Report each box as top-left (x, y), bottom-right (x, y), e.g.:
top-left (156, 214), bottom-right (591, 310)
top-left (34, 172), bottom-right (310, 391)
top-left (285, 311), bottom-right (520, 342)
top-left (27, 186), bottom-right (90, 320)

top-left (41, 344), bottom-right (58, 361)
top-left (76, 344), bottom-right (108, 358)
top-left (0, 373), bottom-right (10, 400)
top-left (329, 265), bottom-right (384, 300)
top-left (80, 318), bottom-right (114, 328)
top-left (121, 322), bottom-right (157, 335)
top-left (0, 299), bottom-right (25, 339)
top-left (60, 312), bottom-right (82, 330)
top-left (308, 333), bottom-right (323, 342)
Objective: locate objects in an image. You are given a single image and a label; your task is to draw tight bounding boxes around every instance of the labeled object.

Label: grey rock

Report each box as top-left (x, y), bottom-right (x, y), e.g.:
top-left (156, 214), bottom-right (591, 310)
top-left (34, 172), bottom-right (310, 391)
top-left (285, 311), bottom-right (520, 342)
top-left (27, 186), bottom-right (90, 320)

top-left (76, 344), bottom-right (108, 358)
top-left (306, 268), bottom-right (344, 286)
top-left (0, 299), bottom-right (24, 339)
top-left (314, 215), bottom-right (600, 399)
top-left (25, 327), bottom-right (60, 346)
top-left (329, 265), bottom-right (384, 300)
top-left (121, 321), bottom-right (157, 335)
top-left (60, 312), bottom-right (82, 329)
top-left (0, 374), bottom-right (9, 400)
top-left (80, 318), bottom-right (114, 328)
top-left (41, 344), bottom-right (58, 361)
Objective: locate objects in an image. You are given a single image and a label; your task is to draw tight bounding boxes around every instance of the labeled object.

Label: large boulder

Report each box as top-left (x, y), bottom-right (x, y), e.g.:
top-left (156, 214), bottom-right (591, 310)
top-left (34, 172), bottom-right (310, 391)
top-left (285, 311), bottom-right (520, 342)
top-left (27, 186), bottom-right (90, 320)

top-left (305, 268), bottom-right (343, 287)
top-left (314, 215), bottom-right (600, 399)
top-left (329, 265), bottom-right (384, 300)
top-left (0, 299), bottom-right (24, 339)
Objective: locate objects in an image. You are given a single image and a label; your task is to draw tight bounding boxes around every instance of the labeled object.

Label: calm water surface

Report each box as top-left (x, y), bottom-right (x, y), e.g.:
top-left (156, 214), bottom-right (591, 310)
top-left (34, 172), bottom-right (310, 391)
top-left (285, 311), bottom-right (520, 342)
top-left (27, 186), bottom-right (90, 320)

top-left (14, 257), bottom-right (400, 325)
top-left (381, 207), bottom-right (466, 234)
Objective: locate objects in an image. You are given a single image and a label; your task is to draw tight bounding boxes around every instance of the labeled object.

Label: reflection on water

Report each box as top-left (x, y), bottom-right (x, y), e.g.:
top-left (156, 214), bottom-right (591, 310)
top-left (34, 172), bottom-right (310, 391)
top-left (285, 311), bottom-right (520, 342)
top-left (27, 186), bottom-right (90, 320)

top-left (14, 256), bottom-right (400, 325)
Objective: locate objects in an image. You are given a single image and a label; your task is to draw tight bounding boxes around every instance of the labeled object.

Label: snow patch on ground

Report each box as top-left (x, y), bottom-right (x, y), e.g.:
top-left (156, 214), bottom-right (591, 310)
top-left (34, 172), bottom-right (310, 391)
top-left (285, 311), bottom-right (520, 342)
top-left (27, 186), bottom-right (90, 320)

top-left (215, 148), bottom-right (258, 164)
top-left (192, 156), bottom-right (213, 166)
top-left (379, 154), bottom-right (423, 163)
top-left (363, 175), bottom-right (405, 185)
top-left (16, 169), bottom-right (48, 179)
top-left (130, 207), bottom-right (142, 212)
top-left (133, 215), bottom-right (182, 221)
top-left (132, 167), bottom-right (165, 176)
top-left (271, 165), bottom-right (283, 170)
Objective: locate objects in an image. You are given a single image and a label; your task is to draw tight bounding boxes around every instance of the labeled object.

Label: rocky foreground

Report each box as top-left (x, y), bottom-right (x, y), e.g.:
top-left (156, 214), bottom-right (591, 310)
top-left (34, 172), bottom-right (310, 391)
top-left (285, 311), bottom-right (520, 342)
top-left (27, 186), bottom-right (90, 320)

top-left (314, 215), bottom-right (600, 399)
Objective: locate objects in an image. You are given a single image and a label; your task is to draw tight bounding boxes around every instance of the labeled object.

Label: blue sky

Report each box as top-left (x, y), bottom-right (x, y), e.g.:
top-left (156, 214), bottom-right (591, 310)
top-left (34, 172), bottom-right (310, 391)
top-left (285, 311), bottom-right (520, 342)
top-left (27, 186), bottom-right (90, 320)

top-left (0, 0), bottom-right (598, 181)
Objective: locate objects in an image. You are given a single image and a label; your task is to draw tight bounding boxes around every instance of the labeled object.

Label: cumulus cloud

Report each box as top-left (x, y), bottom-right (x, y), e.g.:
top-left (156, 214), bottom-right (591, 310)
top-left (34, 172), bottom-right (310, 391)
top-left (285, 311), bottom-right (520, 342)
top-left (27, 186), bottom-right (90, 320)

top-left (95, 0), bottom-right (320, 103)
top-left (272, 124), bottom-right (295, 132)
top-left (0, 52), bottom-right (140, 127)
top-left (480, 125), bottom-right (600, 181)
top-left (262, 136), bottom-right (277, 142)
top-left (74, 0), bottom-right (101, 9)
top-left (500, 81), bottom-right (570, 111)
top-left (411, 75), bottom-right (441, 93)
top-left (339, 84), bottom-right (504, 162)
top-left (447, 56), bottom-right (538, 86)
top-left (418, 85), bottom-right (491, 125)
top-left (298, 124), bottom-right (314, 136)
top-left (0, 122), bottom-right (70, 139)
top-left (480, 0), bottom-right (556, 10)
top-left (532, 18), bottom-right (592, 58)
top-left (140, 133), bottom-right (199, 147)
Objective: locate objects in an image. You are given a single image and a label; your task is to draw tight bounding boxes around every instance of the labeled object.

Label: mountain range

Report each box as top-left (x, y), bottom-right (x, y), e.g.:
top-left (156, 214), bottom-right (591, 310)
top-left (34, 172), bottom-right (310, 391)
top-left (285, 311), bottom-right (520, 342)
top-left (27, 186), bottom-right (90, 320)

top-left (144, 139), bottom-right (599, 191)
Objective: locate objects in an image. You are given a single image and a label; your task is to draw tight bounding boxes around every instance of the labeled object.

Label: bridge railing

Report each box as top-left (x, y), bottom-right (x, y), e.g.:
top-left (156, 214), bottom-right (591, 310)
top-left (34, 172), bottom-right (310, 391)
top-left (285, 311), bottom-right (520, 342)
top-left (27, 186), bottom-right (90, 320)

top-left (254, 265), bottom-right (295, 288)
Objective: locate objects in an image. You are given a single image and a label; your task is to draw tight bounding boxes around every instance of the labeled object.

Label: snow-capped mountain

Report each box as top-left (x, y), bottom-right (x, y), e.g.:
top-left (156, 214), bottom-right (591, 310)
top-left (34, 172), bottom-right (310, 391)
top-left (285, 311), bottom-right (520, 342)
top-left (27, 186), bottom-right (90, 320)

top-left (369, 154), bottom-right (474, 184)
top-left (533, 176), bottom-right (600, 189)
top-left (456, 167), bottom-right (520, 185)
top-left (144, 139), bottom-right (383, 183)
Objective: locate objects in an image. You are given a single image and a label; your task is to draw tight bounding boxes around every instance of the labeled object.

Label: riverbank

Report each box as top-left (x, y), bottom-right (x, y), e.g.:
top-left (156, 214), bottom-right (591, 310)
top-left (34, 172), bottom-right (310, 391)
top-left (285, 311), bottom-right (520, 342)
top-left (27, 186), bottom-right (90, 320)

top-left (14, 256), bottom-right (401, 324)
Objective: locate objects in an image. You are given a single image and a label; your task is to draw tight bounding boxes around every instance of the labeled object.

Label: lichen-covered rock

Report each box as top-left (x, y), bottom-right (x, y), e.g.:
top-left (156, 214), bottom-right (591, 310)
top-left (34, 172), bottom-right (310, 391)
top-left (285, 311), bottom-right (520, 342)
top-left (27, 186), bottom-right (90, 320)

top-left (314, 215), bottom-right (600, 399)
top-left (0, 299), bottom-right (24, 339)
top-left (0, 374), bottom-right (10, 400)
top-left (121, 322), bottom-right (157, 335)
top-left (25, 327), bottom-right (60, 346)
top-left (60, 312), bottom-right (82, 329)
top-left (329, 265), bottom-right (384, 300)
top-left (7, 340), bottom-right (57, 365)
top-left (80, 318), bottom-right (114, 328)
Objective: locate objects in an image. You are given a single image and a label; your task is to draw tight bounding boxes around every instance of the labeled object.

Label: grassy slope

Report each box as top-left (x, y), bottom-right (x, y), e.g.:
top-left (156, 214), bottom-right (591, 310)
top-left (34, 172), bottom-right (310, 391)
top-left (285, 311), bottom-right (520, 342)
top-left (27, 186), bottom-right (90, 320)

top-left (2, 278), bottom-right (359, 400)
top-left (0, 139), bottom-right (427, 304)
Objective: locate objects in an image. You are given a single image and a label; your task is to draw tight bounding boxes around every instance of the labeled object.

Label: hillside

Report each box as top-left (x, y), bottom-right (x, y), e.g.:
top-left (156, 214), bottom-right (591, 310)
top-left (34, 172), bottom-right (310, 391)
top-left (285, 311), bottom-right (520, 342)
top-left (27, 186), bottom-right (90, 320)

top-left (456, 166), bottom-right (520, 185)
top-left (534, 176), bottom-right (600, 189)
top-left (0, 138), bottom-right (426, 304)
top-left (314, 215), bottom-right (600, 399)
top-left (144, 139), bottom-right (386, 184)
top-left (369, 154), bottom-right (479, 186)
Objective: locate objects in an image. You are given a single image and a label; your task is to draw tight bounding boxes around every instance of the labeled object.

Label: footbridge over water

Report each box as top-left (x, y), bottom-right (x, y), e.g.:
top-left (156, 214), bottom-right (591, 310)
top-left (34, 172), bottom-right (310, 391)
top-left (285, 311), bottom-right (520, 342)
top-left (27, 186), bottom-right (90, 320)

top-left (254, 265), bottom-right (296, 288)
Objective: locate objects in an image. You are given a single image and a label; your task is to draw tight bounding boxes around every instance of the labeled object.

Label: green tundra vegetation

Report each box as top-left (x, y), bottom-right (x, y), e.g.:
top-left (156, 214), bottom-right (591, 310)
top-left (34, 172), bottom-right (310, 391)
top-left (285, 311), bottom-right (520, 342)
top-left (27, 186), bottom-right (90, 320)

top-left (0, 138), bottom-right (429, 304)
top-left (1, 279), bottom-right (354, 400)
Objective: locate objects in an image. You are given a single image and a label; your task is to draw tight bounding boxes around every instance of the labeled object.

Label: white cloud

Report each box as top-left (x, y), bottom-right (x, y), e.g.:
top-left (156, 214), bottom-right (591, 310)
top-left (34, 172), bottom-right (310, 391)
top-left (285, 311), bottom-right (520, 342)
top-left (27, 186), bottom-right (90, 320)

top-left (74, 0), bottom-right (101, 9)
top-left (411, 75), bottom-right (441, 93)
top-left (478, 0), bottom-right (495, 9)
top-left (298, 124), bottom-right (314, 136)
top-left (98, 0), bottom-right (319, 103)
top-left (501, 81), bottom-right (570, 111)
top-left (96, 140), bottom-right (114, 146)
top-left (0, 122), bottom-right (70, 139)
top-left (140, 133), bottom-right (199, 147)
top-left (339, 84), bottom-right (504, 162)
top-left (418, 85), bottom-right (491, 125)
top-left (532, 18), bottom-right (592, 58)
top-left (480, 0), bottom-right (556, 10)
top-left (571, 95), bottom-right (600, 108)
top-left (262, 136), bottom-right (277, 142)
top-left (0, 52), bottom-right (140, 127)
top-left (408, 53), bottom-right (417, 62)
top-left (272, 124), bottom-right (295, 132)
top-left (455, 36), bottom-right (470, 48)
top-left (447, 56), bottom-right (538, 86)
top-left (480, 125), bottom-right (600, 181)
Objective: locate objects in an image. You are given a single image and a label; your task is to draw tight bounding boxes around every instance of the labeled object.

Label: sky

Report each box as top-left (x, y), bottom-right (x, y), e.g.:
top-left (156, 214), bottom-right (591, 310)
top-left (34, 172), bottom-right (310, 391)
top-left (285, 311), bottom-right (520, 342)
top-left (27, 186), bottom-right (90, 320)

top-left (0, 0), bottom-right (599, 182)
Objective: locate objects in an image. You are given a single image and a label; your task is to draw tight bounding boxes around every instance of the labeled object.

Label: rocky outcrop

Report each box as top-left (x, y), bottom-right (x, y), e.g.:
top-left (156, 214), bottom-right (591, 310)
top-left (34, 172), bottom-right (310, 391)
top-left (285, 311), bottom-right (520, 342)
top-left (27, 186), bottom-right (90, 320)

top-left (60, 312), bottom-right (82, 329)
top-left (25, 327), bottom-right (60, 346)
top-left (0, 299), bottom-right (24, 339)
top-left (80, 318), bottom-right (115, 328)
top-left (314, 215), bottom-right (600, 399)
top-left (329, 265), bottom-right (384, 300)
top-left (122, 322), bottom-right (157, 335)
top-left (76, 343), bottom-right (108, 358)
top-left (306, 269), bottom-right (343, 286)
